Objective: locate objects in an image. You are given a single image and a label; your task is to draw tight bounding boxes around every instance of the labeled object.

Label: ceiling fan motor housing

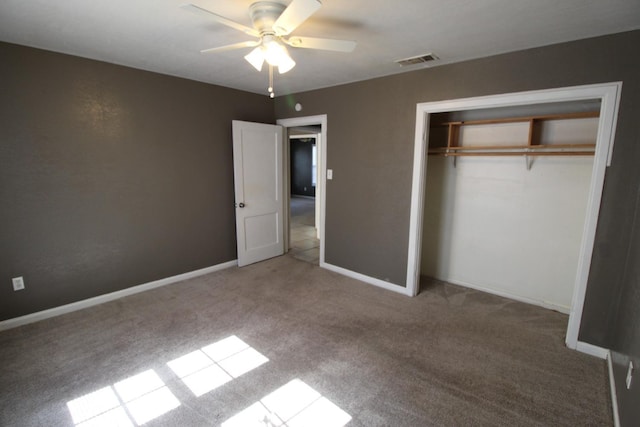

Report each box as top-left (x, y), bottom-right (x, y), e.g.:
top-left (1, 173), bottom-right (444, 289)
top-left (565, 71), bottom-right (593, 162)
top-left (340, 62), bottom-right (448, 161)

top-left (249, 2), bottom-right (286, 35)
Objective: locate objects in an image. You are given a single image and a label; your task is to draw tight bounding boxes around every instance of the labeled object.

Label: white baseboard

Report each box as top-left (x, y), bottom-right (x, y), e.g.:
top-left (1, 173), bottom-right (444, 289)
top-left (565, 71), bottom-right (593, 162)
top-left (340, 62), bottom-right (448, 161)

top-left (321, 262), bottom-right (412, 296)
top-left (606, 351), bottom-right (621, 427)
top-left (0, 260), bottom-right (238, 331)
top-left (427, 276), bottom-right (571, 314)
top-left (575, 341), bottom-right (608, 359)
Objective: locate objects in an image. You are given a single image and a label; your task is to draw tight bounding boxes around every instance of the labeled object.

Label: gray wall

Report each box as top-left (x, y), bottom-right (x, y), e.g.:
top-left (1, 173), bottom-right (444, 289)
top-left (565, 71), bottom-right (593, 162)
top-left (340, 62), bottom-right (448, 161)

top-left (0, 42), bottom-right (274, 321)
top-left (275, 31), bottom-right (640, 419)
top-left (290, 138), bottom-right (315, 197)
top-left (610, 177), bottom-right (640, 426)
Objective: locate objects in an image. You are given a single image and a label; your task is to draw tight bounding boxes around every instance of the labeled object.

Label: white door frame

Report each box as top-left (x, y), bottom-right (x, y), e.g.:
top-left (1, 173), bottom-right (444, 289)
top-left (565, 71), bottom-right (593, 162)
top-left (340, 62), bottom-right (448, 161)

top-left (277, 115), bottom-right (327, 265)
top-left (406, 83), bottom-right (622, 351)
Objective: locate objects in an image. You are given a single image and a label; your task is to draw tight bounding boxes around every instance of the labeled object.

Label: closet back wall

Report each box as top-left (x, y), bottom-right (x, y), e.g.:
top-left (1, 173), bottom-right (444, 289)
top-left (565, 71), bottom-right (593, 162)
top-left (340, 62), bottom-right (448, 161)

top-left (421, 152), bottom-right (593, 312)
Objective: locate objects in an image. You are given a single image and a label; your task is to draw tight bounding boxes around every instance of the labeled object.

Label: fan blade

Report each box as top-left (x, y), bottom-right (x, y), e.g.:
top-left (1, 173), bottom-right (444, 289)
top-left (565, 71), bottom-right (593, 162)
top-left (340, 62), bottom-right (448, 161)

top-left (181, 4), bottom-right (260, 37)
top-left (273, 0), bottom-right (321, 36)
top-left (200, 40), bottom-right (261, 54)
top-left (285, 36), bottom-right (356, 52)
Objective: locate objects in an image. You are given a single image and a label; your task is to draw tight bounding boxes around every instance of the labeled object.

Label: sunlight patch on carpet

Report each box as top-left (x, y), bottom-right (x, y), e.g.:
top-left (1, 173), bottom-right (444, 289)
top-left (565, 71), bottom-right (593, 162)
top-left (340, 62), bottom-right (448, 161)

top-left (222, 379), bottom-right (351, 427)
top-left (114, 370), bottom-right (180, 425)
top-left (167, 335), bottom-right (268, 397)
top-left (67, 370), bottom-right (179, 426)
top-left (67, 336), bottom-right (271, 425)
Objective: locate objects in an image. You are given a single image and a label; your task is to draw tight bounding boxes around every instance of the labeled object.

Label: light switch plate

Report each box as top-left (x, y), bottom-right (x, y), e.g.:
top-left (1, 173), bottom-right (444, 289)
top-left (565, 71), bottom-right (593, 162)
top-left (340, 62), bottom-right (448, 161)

top-left (327, 169), bottom-right (333, 180)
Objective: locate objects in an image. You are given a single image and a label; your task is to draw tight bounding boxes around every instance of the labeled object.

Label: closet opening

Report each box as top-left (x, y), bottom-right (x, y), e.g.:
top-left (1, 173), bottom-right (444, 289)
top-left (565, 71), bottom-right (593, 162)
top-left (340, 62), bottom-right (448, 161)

top-left (406, 83), bottom-right (622, 351)
top-left (422, 101), bottom-right (600, 314)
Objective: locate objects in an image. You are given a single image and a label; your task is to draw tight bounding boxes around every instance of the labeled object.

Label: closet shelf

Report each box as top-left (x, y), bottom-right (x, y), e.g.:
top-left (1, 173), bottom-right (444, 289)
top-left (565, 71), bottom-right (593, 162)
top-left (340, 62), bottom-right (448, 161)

top-left (429, 143), bottom-right (596, 157)
top-left (429, 111), bottom-right (599, 158)
top-left (438, 111), bottom-right (599, 127)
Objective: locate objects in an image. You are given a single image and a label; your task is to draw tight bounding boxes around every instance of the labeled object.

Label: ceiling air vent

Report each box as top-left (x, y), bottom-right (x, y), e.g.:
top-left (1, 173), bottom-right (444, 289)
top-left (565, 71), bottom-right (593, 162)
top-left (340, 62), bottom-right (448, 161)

top-left (395, 53), bottom-right (439, 67)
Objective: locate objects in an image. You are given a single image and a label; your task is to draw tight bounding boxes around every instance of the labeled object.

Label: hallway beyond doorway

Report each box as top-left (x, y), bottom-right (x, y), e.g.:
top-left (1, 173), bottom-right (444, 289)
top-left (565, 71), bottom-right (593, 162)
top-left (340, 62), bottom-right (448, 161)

top-left (289, 196), bottom-right (319, 264)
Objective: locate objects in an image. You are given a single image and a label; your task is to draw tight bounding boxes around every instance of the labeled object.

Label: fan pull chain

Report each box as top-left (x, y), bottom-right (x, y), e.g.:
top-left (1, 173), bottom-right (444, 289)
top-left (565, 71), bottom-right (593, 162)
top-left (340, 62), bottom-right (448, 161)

top-left (268, 65), bottom-right (275, 98)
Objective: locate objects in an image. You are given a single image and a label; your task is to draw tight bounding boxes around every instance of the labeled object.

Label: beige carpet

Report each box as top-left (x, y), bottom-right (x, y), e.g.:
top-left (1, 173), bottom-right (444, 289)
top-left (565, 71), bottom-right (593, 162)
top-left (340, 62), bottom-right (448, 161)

top-left (0, 255), bottom-right (612, 426)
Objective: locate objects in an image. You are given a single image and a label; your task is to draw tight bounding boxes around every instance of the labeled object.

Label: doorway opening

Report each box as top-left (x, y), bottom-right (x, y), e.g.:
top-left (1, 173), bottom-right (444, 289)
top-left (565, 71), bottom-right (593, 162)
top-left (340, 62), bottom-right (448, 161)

top-left (277, 115), bottom-right (327, 266)
top-left (289, 132), bottom-right (320, 264)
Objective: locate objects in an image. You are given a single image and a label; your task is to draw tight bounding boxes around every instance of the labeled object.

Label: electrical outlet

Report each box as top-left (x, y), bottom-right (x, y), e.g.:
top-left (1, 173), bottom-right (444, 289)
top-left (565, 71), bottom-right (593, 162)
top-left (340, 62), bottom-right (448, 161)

top-left (12, 276), bottom-right (25, 291)
top-left (626, 361), bottom-right (634, 389)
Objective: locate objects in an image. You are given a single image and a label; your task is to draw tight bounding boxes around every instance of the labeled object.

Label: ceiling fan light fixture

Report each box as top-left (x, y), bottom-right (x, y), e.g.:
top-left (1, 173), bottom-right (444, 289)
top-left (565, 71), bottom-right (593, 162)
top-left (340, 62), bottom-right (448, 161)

top-left (244, 38), bottom-right (295, 74)
top-left (244, 47), bottom-right (265, 71)
top-left (262, 37), bottom-right (295, 73)
top-left (277, 54), bottom-right (296, 74)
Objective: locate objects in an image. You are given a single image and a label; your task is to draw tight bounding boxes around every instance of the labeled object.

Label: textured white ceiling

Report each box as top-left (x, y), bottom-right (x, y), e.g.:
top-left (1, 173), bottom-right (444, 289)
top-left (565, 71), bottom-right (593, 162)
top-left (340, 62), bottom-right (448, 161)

top-left (1, 0), bottom-right (639, 96)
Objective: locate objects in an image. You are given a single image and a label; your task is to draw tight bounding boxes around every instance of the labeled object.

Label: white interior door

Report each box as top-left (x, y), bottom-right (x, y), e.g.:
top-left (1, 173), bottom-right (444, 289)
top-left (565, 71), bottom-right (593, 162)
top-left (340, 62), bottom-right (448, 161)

top-left (232, 120), bottom-right (284, 267)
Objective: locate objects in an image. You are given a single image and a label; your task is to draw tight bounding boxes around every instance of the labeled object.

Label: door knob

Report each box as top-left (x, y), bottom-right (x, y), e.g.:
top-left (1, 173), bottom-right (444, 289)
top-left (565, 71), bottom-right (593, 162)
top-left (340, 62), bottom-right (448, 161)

top-left (238, 202), bottom-right (245, 208)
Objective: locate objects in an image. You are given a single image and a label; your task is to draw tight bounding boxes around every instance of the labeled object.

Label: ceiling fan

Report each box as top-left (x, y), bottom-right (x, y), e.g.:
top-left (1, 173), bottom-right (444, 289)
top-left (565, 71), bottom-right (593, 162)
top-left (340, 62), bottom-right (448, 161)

top-left (183, 0), bottom-right (357, 96)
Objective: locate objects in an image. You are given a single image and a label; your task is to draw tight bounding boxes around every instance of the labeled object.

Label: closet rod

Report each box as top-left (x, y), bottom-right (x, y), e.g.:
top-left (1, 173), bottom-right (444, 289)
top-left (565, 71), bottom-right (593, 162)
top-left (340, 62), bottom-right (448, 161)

top-left (430, 143), bottom-right (596, 151)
